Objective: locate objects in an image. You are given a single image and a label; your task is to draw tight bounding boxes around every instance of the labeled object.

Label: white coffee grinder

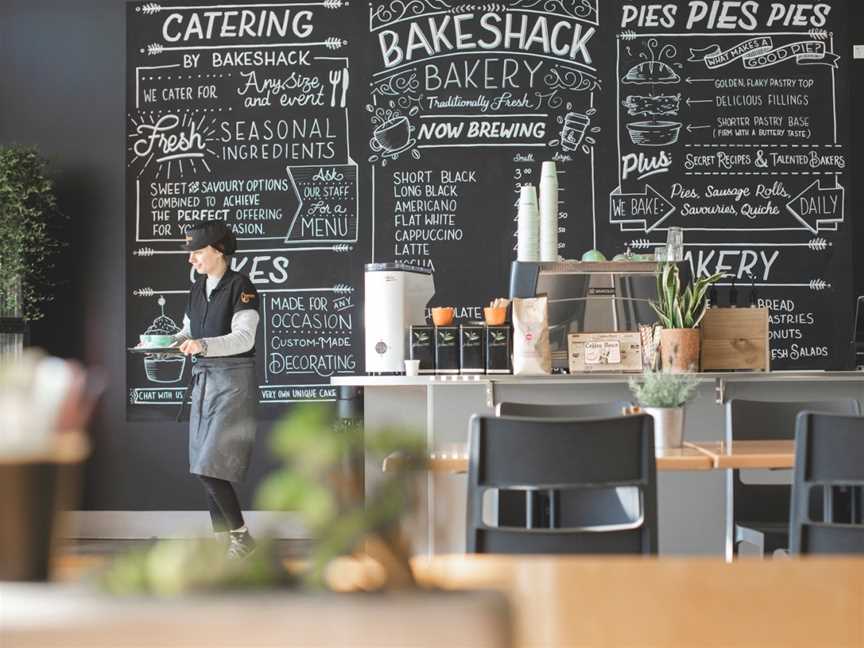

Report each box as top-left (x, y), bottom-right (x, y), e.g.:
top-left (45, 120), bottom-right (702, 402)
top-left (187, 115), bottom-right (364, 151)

top-left (364, 263), bottom-right (435, 374)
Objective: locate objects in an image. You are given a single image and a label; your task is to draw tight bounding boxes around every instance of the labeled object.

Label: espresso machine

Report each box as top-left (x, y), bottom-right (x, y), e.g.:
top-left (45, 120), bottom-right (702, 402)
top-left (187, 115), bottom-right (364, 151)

top-left (364, 263), bottom-right (435, 374)
top-left (510, 260), bottom-right (670, 370)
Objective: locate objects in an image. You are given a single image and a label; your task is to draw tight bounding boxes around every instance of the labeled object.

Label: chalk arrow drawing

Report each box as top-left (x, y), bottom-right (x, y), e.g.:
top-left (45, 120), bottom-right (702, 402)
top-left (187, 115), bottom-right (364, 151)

top-left (785, 181), bottom-right (845, 234)
top-left (610, 185), bottom-right (675, 232)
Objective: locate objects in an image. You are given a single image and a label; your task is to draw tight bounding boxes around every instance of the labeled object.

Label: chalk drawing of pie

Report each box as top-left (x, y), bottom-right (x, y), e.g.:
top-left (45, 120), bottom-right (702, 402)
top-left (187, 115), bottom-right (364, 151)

top-left (622, 60), bottom-right (680, 84)
top-left (142, 296), bottom-right (186, 383)
top-left (625, 121), bottom-right (682, 146)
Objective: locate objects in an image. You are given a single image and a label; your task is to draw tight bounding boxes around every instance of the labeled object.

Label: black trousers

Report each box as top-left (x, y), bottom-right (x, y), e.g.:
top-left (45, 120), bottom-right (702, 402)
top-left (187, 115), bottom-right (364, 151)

top-left (198, 475), bottom-right (244, 532)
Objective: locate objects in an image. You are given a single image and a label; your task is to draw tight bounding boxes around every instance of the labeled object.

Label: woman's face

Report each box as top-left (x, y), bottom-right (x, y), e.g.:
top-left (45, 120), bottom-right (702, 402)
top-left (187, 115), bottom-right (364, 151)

top-left (188, 245), bottom-right (226, 275)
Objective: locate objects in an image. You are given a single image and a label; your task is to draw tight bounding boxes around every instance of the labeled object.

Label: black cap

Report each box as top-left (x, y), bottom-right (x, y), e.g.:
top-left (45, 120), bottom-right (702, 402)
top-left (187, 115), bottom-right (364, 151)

top-left (182, 221), bottom-right (237, 254)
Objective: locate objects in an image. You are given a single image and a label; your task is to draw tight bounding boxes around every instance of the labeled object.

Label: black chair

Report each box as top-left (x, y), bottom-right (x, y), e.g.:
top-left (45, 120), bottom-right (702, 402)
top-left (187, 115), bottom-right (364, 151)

top-left (725, 398), bottom-right (860, 560)
top-left (496, 401), bottom-right (630, 418)
top-left (790, 412), bottom-right (864, 554)
top-left (494, 401), bottom-right (632, 527)
top-left (466, 414), bottom-right (657, 554)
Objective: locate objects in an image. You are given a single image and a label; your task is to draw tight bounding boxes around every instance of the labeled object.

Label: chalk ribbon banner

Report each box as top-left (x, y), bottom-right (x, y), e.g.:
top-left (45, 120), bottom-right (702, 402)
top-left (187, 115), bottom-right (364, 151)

top-left (689, 38), bottom-right (839, 70)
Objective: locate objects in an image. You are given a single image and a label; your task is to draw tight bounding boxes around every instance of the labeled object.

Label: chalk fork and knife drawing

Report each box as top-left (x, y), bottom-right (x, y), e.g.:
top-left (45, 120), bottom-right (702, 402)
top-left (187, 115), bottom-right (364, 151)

top-left (329, 68), bottom-right (349, 108)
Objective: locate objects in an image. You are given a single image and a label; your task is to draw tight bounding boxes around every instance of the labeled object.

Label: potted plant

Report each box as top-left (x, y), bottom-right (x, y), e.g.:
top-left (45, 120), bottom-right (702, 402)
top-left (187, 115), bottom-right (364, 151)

top-left (0, 146), bottom-right (64, 342)
top-left (651, 263), bottom-right (723, 373)
top-left (629, 369), bottom-right (700, 449)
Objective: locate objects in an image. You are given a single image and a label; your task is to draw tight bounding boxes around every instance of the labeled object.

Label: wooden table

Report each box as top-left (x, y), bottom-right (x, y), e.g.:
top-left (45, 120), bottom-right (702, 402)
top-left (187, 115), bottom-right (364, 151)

top-left (385, 440), bottom-right (795, 474)
top-left (411, 555), bottom-right (864, 648)
top-left (686, 440), bottom-right (795, 469)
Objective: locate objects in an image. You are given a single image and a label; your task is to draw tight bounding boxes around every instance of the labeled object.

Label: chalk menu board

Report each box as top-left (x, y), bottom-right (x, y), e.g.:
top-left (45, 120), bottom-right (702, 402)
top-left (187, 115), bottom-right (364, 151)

top-left (126, 0), bottom-right (853, 418)
top-left (125, 1), bottom-right (366, 418)
top-left (366, 0), bottom-right (852, 370)
top-left (366, 0), bottom-right (601, 319)
top-left (603, 1), bottom-right (851, 369)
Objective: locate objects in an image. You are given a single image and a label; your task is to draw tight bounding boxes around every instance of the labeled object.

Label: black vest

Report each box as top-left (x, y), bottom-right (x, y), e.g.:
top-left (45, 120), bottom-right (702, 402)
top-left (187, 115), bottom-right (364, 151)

top-left (187, 269), bottom-right (259, 358)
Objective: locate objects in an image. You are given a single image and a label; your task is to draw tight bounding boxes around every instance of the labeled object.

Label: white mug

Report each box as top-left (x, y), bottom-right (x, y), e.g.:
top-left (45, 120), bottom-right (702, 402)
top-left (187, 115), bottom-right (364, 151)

top-left (404, 359), bottom-right (421, 376)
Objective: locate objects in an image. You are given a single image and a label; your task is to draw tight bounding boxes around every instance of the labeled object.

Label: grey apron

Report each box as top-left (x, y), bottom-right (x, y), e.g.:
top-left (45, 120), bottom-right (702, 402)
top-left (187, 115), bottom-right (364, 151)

top-left (187, 357), bottom-right (257, 482)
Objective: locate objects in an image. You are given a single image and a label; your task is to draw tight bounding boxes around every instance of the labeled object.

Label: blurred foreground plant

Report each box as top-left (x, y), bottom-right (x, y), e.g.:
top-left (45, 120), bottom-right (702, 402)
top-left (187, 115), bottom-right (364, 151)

top-left (101, 403), bottom-right (425, 595)
top-left (256, 403), bottom-right (426, 589)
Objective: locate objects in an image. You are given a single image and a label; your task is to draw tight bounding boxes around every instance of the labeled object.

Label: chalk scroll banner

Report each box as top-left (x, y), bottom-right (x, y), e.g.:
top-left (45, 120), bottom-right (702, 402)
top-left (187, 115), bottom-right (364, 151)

top-left (125, 0), bottom-right (367, 420)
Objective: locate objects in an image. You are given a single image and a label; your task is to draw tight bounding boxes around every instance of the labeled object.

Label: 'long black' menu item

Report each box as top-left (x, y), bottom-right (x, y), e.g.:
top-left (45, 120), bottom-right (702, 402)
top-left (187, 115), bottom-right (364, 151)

top-left (126, 0), bottom-right (366, 419)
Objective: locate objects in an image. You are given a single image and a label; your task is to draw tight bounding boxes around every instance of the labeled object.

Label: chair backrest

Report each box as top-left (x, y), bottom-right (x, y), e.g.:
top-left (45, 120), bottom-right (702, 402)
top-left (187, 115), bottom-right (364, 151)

top-left (726, 399), bottom-right (860, 526)
top-left (466, 414), bottom-right (657, 555)
top-left (790, 412), bottom-right (864, 554)
top-left (496, 401), bottom-right (630, 418)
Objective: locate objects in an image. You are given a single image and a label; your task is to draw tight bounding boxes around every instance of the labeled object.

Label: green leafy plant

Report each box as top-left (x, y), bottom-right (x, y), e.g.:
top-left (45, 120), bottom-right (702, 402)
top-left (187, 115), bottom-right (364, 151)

top-left (256, 403), bottom-right (425, 589)
top-left (628, 369), bottom-right (700, 408)
top-left (0, 146), bottom-right (64, 320)
top-left (651, 262), bottom-right (724, 329)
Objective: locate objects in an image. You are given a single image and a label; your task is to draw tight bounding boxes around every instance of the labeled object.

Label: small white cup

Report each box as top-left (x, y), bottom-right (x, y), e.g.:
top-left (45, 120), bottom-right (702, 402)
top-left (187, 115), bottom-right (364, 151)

top-left (404, 359), bottom-right (421, 376)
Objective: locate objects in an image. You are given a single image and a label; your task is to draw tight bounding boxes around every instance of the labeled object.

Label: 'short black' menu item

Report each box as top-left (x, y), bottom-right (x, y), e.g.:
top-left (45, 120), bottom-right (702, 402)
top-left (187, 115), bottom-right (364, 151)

top-left (125, 1), bottom-right (364, 419)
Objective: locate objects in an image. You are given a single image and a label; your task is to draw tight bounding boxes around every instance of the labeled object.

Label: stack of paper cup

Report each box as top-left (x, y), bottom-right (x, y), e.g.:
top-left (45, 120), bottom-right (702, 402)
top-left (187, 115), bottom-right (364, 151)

top-left (539, 161), bottom-right (559, 262)
top-left (517, 184), bottom-right (539, 262)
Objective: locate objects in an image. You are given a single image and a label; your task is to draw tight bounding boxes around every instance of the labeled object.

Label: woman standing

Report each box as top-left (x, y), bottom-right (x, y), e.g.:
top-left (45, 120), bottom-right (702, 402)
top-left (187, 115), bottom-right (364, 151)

top-left (173, 221), bottom-right (259, 559)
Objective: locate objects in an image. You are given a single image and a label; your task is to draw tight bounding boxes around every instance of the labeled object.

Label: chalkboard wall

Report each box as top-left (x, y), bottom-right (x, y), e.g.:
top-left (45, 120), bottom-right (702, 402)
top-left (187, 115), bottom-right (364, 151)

top-left (2, 0), bottom-right (864, 509)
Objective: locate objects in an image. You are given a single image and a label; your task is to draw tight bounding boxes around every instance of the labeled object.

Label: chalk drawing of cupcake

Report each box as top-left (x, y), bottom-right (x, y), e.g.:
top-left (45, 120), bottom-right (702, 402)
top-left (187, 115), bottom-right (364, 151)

top-left (142, 296), bottom-right (186, 383)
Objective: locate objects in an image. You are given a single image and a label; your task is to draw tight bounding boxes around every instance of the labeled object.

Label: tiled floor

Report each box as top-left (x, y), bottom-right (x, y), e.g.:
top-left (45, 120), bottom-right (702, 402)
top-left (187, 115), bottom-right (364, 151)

top-left (55, 538), bottom-right (313, 582)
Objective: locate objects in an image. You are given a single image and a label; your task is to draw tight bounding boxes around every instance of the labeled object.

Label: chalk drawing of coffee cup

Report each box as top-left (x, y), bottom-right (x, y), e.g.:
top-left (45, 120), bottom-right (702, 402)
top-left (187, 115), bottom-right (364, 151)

top-left (561, 112), bottom-right (590, 152)
top-left (371, 116), bottom-right (412, 154)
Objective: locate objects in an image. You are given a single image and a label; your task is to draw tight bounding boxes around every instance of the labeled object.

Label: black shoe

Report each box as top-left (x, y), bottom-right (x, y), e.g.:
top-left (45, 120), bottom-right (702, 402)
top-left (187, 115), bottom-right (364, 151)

top-left (227, 529), bottom-right (256, 560)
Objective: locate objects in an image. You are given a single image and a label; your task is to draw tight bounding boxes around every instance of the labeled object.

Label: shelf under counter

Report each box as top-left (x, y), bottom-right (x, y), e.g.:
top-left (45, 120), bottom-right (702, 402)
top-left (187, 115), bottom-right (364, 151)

top-left (332, 371), bottom-right (864, 406)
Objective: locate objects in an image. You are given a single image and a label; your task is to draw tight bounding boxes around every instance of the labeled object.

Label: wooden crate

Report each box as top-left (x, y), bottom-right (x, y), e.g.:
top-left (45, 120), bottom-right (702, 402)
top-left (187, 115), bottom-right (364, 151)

top-left (700, 308), bottom-right (770, 371)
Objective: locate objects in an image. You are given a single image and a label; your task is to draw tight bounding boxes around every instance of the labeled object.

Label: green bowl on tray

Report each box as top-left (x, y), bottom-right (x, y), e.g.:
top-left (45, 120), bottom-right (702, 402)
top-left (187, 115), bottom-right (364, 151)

top-left (140, 334), bottom-right (174, 347)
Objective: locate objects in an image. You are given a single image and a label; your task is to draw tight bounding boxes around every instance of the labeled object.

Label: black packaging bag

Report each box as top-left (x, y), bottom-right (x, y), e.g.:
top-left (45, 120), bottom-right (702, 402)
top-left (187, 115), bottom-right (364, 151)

top-left (434, 326), bottom-right (460, 374)
top-left (485, 325), bottom-right (512, 374)
top-left (460, 323), bottom-right (486, 374)
top-left (409, 325), bottom-right (436, 374)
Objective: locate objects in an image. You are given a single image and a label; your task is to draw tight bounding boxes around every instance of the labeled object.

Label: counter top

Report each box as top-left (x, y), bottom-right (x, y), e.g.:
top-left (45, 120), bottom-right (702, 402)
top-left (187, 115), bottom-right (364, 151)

top-left (332, 371), bottom-right (864, 388)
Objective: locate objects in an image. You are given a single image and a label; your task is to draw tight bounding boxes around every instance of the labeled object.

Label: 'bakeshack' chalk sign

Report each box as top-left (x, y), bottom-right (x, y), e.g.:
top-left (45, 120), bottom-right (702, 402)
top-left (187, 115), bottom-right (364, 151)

top-left (367, 0), bottom-right (602, 317)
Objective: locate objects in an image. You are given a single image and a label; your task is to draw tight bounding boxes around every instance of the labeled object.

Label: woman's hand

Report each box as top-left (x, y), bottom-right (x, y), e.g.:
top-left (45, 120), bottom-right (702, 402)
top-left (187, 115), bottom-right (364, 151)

top-left (179, 339), bottom-right (205, 356)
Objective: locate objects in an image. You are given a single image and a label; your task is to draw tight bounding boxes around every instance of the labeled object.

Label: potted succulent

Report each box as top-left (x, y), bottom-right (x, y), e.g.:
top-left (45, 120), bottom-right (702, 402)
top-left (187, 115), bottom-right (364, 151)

top-left (629, 369), bottom-right (700, 448)
top-left (651, 263), bottom-right (723, 373)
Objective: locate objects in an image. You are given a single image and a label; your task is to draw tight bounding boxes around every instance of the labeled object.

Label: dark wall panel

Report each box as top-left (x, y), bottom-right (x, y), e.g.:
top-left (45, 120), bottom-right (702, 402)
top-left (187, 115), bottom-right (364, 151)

top-left (0, 0), bottom-right (279, 509)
